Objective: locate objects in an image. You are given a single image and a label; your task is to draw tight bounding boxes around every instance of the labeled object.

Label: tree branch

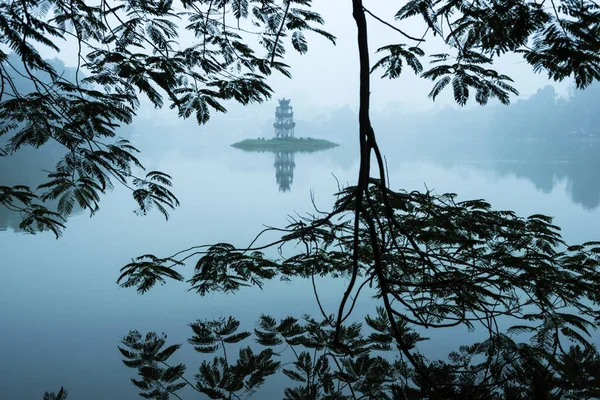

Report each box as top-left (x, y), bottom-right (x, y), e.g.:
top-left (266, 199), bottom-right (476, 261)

top-left (363, 7), bottom-right (425, 42)
top-left (270, 0), bottom-right (291, 65)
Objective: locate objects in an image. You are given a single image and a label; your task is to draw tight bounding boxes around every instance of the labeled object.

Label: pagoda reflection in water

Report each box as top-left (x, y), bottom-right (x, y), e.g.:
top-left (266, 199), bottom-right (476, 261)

top-left (274, 151), bottom-right (295, 192)
top-left (230, 97), bottom-right (337, 193)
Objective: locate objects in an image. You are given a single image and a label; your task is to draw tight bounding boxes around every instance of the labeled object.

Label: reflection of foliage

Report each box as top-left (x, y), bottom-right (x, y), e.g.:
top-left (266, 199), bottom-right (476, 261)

top-left (118, 179), bottom-right (600, 397)
top-left (122, 323), bottom-right (600, 399)
top-left (378, 82), bottom-right (600, 210)
top-left (20, 0), bottom-right (600, 397)
top-left (119, 331), bottom-right (187, 397)
top-left (42, 388), bottom-right (68, 400)
top-left (114, 0), bottom-right (600, 397)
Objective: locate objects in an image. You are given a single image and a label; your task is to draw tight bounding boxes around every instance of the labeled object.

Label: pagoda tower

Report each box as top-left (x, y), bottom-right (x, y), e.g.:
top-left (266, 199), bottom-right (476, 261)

top-left (273, 98), bottom-right (295, 139)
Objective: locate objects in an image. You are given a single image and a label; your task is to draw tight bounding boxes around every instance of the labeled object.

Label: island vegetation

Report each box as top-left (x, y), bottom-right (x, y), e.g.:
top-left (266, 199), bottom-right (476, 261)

top-left (232, 98), bottom-right (338, 153)
top-left (231, 137), bottom-right (339, 152)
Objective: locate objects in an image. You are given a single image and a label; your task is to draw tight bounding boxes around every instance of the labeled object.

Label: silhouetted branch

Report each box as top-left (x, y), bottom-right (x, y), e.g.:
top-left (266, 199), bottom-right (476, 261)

top-left (270, 0), bottom-right (291, 64)
top-left (363, 7), bottom-right (425, 42)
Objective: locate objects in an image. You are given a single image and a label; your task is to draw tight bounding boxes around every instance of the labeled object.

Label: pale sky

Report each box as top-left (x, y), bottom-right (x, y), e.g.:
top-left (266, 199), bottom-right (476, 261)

top-left (32, 0), bottom-right (573, 116)
top-left (263, 0), bottom-right (572, 113)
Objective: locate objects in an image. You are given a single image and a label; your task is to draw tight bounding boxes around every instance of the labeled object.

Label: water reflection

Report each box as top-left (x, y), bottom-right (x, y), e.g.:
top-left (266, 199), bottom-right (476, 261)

top-left (274, 152), bottom-right (295, 192)
top-left (482, 140), bottom-right (600, 210)
top-left (3, 138), bottom-right (600, 400)
top-left (394, 138), bottom-right (600, 211)
top-left (232, 147), bottom-right (336, 192)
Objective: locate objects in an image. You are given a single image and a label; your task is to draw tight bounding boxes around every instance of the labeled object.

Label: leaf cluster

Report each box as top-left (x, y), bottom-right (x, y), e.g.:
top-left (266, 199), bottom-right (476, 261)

top-left (119, 312), bottom-right (600, 399)
top-left (372, 0), bottom-right (600, 105)
top-left (42, 388), bottom-right (68, 400)
top-left (0, 0), bottom-right (334, 235)
top-left (119, 178), bottom-right (600, 396)
top-left (119, 331), bottom-right (187, 398)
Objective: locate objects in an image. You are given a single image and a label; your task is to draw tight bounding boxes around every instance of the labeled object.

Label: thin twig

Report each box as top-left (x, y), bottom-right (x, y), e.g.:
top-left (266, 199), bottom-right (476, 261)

top-left (363, 7), bottom-right (425, 42)
top-left (270, 0), bottom-right (290, 65)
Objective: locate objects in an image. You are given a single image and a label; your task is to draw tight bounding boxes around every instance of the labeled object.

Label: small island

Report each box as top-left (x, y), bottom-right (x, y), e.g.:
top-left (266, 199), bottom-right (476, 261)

top-left (232, 137), bottom-right (338, 152)
top-left (231, 98), bottom-right (339, 152)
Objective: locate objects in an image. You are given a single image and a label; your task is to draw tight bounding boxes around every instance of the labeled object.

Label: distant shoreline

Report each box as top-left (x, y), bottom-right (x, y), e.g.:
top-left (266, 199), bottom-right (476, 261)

top-left (231, 137), bottom-right (339, 152)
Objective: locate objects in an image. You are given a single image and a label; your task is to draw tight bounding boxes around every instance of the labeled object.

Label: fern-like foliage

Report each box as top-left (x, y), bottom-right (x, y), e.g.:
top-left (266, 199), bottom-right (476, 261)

top-left (372, 0), bottom-right (600, 104)
top-left (117, 254), bottom-right (185, 294)
top-left (119, 180), bottom-right (600, 397)
top-left (0, 0), bottom-right (335, 236)
top-left (0, 185), bottom-right (66, 237)
top-left (33, 0), bottom-right (600, 396)
top-left (119, 314), bottom-right (600, 398)
top-left (119, 331), bottom-right (187, 399)
top-left (42, 388), bottom-right (68, 400)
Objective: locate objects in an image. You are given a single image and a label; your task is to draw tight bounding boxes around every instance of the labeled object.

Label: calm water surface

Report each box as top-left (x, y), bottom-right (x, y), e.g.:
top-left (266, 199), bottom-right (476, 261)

top-left (1, 138), bottom-right (599, 399)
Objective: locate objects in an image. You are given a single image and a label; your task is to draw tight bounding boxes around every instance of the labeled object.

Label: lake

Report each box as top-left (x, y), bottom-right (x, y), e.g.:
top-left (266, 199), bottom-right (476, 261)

top-left (1, 135), bottom-right (600, 399)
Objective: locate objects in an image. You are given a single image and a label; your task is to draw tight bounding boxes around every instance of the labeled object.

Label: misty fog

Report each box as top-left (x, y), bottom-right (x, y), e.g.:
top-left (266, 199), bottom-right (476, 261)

top-left (2, 1), bottom-right (600, 399)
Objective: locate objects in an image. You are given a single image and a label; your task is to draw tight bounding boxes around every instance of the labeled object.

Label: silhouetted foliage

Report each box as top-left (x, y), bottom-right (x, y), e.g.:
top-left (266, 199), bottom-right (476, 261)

top-left (372, 0), bottom-right (600, 103)
top-left (114, 0), bottom-right (600, 398)
top-left (0, 0), bottom-right (334, 237)
top-left (119, 179), bottom-right (600, 398)
top-left (42, 388), bottom-right (68, 400)
top-left (20, 0), bottom-right (600, 398)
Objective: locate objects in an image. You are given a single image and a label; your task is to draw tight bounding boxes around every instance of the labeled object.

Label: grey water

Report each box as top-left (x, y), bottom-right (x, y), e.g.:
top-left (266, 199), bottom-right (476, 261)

top-left (1, 131), bottom-right (600, 399)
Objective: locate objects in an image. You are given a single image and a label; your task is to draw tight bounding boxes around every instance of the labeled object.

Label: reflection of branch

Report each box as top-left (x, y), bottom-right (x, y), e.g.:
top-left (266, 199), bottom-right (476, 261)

top-left (324, 351), bottom-right (358, 400)
top-left (159, 361), bottom-right (201, 398)
top-left (311, 273), bottom-right (330, 322)
top-left (363, 7), bottom-right (424, 42)
top-left (341, 274), bottom-right (375, 322)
